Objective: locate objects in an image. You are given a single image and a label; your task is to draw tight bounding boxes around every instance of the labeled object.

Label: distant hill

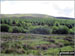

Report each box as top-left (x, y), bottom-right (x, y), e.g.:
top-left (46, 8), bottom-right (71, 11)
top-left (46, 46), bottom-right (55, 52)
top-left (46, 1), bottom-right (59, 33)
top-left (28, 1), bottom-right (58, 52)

top-left (55, 17), bottom-right (75, 19)
top-left (0, 14), bottom-right (53, 18)
top-left (0, 14), bottom-right (74, 19)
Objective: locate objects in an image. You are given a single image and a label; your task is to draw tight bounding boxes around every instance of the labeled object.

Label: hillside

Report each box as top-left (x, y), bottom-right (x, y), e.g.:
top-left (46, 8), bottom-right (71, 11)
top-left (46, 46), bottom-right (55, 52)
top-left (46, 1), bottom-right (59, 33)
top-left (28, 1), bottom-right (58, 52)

top-left (0, 14), bottom-right (53, 19)
top-left (0, 14), bottom-right (75, 56)
top-left (0, 14), bottom-right (74, 19)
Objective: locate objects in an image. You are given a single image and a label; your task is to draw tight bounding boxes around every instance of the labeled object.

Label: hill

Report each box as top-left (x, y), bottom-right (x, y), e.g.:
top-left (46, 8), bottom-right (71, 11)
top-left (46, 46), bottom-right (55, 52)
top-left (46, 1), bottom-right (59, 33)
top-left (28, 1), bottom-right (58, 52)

top-left (0, 14), bottom-right (53, 19)
top-left (0, 14), bottom-right (74, 19)
top-left (55, 17), bottom-right (75, 19)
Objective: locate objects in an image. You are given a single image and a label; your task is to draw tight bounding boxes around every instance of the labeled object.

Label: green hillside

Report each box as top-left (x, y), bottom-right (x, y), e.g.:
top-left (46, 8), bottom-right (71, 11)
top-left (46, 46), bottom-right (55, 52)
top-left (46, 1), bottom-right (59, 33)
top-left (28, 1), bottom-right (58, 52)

top-left (0, 14), bottom-right (75, 34)
top-left (0, 14), bottom-right (75, 56)
top-left (0, 14), bottom-right (53, 19)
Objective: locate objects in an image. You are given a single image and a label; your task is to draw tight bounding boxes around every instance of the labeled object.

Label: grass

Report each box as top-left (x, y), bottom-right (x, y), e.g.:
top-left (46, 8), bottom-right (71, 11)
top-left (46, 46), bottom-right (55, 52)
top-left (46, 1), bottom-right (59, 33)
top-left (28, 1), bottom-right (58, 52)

top-left (0, 54), bottom-right (29, 56)
top-left (0, 32), bottom-right (74, 56)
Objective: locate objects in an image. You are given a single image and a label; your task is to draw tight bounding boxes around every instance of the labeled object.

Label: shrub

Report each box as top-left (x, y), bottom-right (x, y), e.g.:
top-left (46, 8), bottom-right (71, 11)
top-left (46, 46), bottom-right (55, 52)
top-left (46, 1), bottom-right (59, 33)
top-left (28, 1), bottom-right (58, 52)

top-left (8, 27), bottom-right (13, 32)
top-left (11, 26), bottom-right (25, 33)
top-left (69, 29), bottom-right (74, 34)
top-left (72, 27), bottom-right (75, 34)
top-left (66, 24), bottom-right (73, 29)
top-left (8, 19), bottom-right (13, 25)
top-left (12, 20), bottom-right (16, 24)
top-left (4, 19), bottom-right (8, 24)
top-left (0, 24), bottom-right (10, 32)
top-left (52, 26), bottom-right (69, 34)
top-left (30, 26), bottom-right (51, 34)
top-left (1, 19), bottom-right (4, 24)
top-left (69, 27), bottom-right (75, 34)
top-left (17, 22), bottom-right (32, 30)
top-left (52, 26), bottom-right (58, 34)
top-left (58, 26), bottom-right (69, 34)
top-left (54, 21), bottom-right (60, 26)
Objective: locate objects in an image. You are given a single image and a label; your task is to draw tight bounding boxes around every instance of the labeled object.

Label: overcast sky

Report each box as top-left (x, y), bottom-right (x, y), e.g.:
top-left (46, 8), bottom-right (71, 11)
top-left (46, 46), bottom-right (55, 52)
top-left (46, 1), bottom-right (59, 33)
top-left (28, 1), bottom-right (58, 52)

top-left (1, 1), bottom-right (74, 18)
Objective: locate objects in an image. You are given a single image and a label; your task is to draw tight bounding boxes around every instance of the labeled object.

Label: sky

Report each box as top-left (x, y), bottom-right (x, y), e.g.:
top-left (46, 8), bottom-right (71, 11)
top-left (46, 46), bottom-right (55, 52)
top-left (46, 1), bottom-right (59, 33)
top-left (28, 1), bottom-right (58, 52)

top-left (1, 1), bottom-right (74, 18)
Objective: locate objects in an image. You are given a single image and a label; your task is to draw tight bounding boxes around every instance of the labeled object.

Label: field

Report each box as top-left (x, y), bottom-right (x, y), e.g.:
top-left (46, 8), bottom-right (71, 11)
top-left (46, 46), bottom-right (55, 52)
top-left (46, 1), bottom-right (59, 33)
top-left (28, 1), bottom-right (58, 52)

top-left (0, 32), bottom-right (74, 56)
top-left (0, 14), bottom-right (75, 56)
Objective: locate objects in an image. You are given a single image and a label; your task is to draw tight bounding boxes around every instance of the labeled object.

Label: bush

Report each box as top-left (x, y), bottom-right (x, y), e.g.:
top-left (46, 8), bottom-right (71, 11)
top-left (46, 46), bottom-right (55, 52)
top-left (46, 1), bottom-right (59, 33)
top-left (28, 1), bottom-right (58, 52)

top-left (71, 27), bottom-right (75, 34)
top-left (54, 21), bottom-right (60, 26)
top-left (0, 24), bottom-right (10, 32)
top-left (17, 22), bottom-right (32, 30)
top-left (52, 26), bottom-right (69, 34)
top-left (30, 26), bottom-right (51, 34)
top-left (66, 24), bottom-right (73, 29)
top-left (52, 26), bottom-right (58, 34)
top-left (12, 26), bottom-right (26, 33)
top-left (69, 29), bottom-right (74, 34)
top-left (8, 27), bottom-right (13, 32)
top-left (69, 27), bottom-right (75, 34)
